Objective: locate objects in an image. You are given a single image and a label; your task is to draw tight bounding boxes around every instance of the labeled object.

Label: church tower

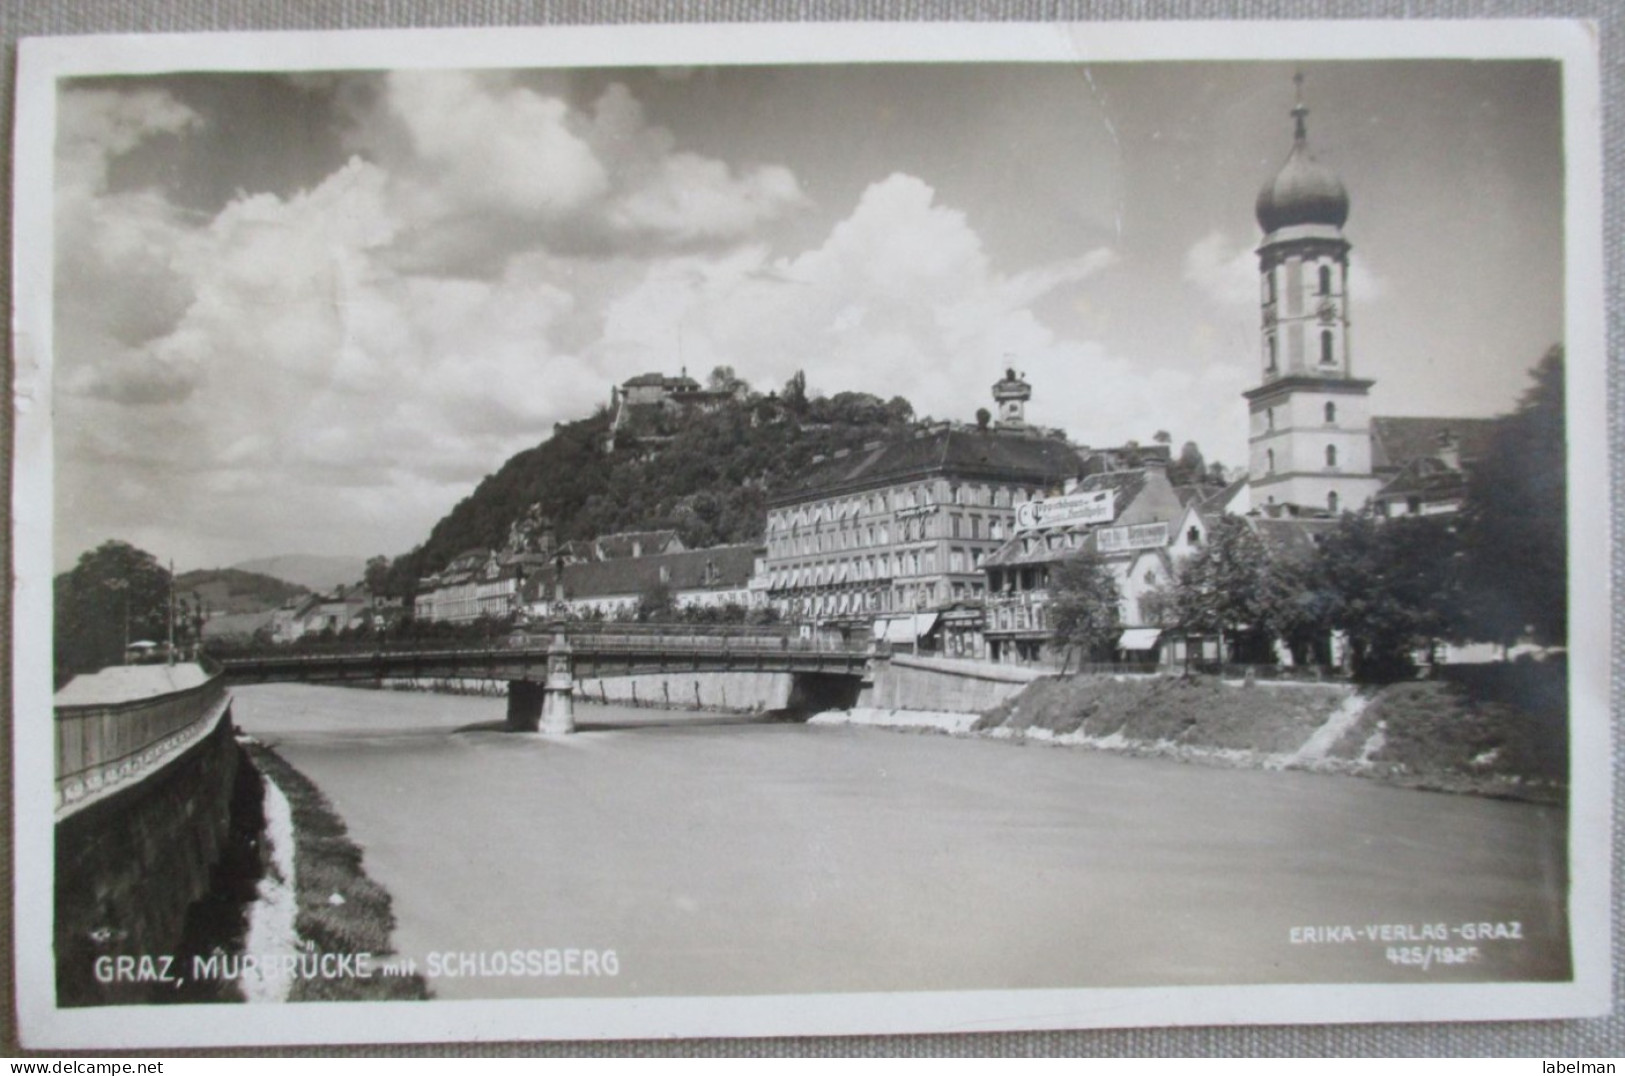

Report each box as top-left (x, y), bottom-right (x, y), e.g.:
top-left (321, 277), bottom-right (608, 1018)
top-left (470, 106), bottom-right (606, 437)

top-left (1243, 74), bottom-right (1380, 515)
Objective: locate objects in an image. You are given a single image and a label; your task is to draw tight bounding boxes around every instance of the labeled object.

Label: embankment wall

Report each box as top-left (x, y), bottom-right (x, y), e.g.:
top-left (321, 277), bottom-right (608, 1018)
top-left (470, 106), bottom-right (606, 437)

top-left (54, 707), bottom-right (239, 1006)
top-left (573, 670), bottom-right (796, 712)
top-left (865, 655), bottom-right (1046, 713)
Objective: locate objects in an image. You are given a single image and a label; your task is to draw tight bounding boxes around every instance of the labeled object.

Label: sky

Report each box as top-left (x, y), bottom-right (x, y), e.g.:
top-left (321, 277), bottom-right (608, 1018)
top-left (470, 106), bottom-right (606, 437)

top-left (50, 57), bottom-right (1565, 572)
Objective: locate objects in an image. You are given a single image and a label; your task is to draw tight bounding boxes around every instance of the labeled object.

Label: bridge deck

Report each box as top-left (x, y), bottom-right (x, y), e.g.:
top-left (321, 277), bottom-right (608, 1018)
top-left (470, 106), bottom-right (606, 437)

top-left (219, 633), bottom-right (872, 684)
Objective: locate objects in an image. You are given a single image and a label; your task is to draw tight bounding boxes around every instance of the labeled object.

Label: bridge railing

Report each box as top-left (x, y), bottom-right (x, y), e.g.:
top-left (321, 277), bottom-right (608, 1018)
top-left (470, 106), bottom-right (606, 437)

top-left (55, 672), bottom-right (230, 809)
top-left (214, 628), bottom-right (868, 664)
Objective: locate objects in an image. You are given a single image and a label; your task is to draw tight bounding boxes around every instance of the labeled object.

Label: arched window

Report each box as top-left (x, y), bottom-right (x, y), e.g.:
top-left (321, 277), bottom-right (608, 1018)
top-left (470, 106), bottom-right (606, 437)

top-left (1266, 448), bottom-right (1276, 473)
top-left (1266, 407), bottom-right (1274, 431)
top-left (1318, 264), bottom-right (1332, 296)
top-left (1267, 335), bottom-right (1278, 372)
top-left (1326, 444), bottom-right (1338, 468)
top-left (1324, 401), bottom-right (1336, 424)
top-left (1328, 491), bottom-right (1340, 514)
top-left (1320, 330), bottom-right (1335, 366)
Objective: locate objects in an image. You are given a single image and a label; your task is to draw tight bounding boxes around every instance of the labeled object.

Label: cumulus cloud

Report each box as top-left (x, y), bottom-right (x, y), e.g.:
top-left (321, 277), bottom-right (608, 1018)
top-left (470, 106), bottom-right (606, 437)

top-left (53, 73), bottom-right (822, 566)
top-left (598, 173), bottom-right (1120, 425)
top-left (1183, 229), bottom-right (1387, 309)
top-left (366, 74), bottom-right (808, 273)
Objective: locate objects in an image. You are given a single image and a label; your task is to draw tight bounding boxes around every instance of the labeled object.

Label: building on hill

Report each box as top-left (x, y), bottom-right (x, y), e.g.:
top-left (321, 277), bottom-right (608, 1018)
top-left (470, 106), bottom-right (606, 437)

top-left (523, 542), bottom-right (760, 620)
top-left (1240, 76), bottom-right (1497, 520)
top-left (761, 372), bottom-right (1081, 641)
top-left (604, 369), bottom-right (748, 452)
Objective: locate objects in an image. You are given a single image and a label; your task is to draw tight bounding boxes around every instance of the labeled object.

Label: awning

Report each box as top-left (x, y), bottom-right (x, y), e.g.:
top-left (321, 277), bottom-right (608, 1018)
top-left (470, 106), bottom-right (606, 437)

top-left (874, 617), bottom-right (929, 643)
top-left (1118, 628), bottom-right (1163, 651)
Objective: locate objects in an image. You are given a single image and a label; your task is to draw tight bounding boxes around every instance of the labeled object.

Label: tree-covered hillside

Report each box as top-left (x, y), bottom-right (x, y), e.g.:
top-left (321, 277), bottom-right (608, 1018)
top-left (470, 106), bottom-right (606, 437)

top-left (386, 383), bottom-right (917, 592)
top-left (176, 567), bottom-right (310, 615)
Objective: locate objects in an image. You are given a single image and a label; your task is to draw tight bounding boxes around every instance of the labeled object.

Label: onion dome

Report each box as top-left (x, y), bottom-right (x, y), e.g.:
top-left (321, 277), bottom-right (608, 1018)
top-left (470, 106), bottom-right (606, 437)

top-left (1255, 76), bottom-right (1349, 233)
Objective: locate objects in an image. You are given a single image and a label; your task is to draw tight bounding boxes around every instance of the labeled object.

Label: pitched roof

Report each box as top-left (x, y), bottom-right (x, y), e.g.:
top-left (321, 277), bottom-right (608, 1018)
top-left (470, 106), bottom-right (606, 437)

top-left (771, 427), bottom-right (1080, 505)
top-left (1370, 416), bottom-right (1500, 472)
top-left (594, 529), bottom-right (684, 560)
top-left (984, 528), bottom-right (1099, 568)
top-left (551, 544), bottom-right (758, 601)
top-left (1373, 456), bottom-right (1469, 502)
top-left (1244, 516), bottom-right (1339, 562)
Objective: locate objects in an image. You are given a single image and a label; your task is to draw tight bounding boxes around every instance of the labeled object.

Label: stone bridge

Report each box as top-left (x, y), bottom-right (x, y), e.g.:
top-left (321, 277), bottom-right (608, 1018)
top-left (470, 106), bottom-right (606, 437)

top-left (217, 627), bottom-right (880, 733)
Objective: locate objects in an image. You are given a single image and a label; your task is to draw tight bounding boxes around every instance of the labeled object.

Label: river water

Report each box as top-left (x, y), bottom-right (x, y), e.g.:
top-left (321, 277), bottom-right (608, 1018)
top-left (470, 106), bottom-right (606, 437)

top-left (231, 683), bottom-right (1571, 1001)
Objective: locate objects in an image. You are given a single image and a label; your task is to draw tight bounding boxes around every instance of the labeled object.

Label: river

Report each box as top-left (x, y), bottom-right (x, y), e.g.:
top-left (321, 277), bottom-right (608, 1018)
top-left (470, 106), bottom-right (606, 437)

top-left (231, 683), bottom-right (1571, 1001)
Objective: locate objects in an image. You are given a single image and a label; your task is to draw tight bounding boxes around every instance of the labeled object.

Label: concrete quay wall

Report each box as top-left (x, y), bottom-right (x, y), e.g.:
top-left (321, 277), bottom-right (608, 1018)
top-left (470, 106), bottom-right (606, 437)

top-left (574, 670), bottom-right (796, 713)
top-left (866, 654), bottom-right (1048, 713)
top-left (54, 706), bottom-right (240, 1006)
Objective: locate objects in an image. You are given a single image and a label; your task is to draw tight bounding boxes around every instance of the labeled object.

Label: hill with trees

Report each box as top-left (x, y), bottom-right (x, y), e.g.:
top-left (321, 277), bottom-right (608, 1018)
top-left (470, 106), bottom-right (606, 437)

top-left (176, 568), bottom-right (310, 616)
top-left (381, 374), bottom-right (918, 595)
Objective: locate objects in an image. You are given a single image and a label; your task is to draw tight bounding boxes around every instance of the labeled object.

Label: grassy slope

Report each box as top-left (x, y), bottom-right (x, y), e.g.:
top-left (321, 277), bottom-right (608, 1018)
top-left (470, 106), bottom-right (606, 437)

top-left (975, 668), bottom-right (1565, 803)
top-left (974, 674), bottom-right (1344, 756)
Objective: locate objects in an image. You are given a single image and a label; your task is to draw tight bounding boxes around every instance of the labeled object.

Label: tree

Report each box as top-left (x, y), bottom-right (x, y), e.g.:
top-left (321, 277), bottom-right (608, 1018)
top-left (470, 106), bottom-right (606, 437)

top-left (1047, 553), bottom-right (1123, 663)
top-left (1173, 515), bottom-right (1275, 662)
top-left (364, 555), bottom-right (391, 599)
top-left (636, 578), bottom-right (677, 622)
top-left (783, 370), bottom-right (809, 412)
top-left (1314, 513), bottom-right (1462, 681)
top-left (54, 541), bottom-right (173, 682)
top-left (1459, 345), bottom-right (1566, 648)
top-left (1167, 441), bottom-right (1207, 486)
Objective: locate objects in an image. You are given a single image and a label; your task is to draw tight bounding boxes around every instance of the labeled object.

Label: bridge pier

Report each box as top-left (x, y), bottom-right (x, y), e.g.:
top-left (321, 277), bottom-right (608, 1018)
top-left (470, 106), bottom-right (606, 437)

top-left (856, 639), bottom-right (893, 709)
top-left (506, 680), bottom-right (544, 732)
top-left (540, 626), bottom-right (575, 735)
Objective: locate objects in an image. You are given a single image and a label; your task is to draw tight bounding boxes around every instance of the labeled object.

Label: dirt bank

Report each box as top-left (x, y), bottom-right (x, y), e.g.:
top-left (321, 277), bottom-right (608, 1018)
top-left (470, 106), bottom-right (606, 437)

top-left (858, 668), bottom-right (1565, 804)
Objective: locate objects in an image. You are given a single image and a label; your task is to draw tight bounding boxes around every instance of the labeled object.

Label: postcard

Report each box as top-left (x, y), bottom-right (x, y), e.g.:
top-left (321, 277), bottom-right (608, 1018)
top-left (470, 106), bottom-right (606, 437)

top-left (12, 20), bottom-right (1609, 1049)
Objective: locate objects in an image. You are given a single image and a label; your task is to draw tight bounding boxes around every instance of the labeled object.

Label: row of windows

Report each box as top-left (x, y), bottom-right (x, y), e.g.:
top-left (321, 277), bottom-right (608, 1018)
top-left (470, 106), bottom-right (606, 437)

top-left (767, 512), bottom-right (1009, 558)
top-left (766, 545), bottom-right (995, 589)
top-left (1264, 329), bottom-right (1341, 373)
top-left (1262, 261), bottom-right (1343, 305)
top-left (771, 579), bottom-right (988, 618)
top-left (769, 482), bottom-right (1042, 534)
top-left (1264, 401), bottom-right (1340, 431)
top-left (1264, 444), bottom-right (1342, 472)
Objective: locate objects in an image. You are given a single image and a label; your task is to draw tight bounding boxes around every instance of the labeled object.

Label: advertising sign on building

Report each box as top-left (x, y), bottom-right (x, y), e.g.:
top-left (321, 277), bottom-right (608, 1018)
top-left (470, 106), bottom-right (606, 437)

top-left (1015, 489), bottom-right (1115, 531)
top-left (1097, 521), bottom-right (1170, 553)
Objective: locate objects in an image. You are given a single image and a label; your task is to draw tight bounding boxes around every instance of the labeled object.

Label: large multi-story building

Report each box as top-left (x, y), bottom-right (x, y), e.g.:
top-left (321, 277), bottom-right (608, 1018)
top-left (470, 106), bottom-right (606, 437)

top-left (760, 373), bottom-right (1080, 638)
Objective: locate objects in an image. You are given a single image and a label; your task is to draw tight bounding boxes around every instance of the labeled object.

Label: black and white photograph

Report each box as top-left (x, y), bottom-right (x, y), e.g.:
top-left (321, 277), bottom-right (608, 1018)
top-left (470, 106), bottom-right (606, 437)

top-left (12, 20), bottom-right (1610, 1049)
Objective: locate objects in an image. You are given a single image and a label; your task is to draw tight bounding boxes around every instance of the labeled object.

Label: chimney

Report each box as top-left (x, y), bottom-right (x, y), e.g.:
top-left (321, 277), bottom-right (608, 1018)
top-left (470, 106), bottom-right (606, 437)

top-left (1436, 429), bottom-right (1461, 471)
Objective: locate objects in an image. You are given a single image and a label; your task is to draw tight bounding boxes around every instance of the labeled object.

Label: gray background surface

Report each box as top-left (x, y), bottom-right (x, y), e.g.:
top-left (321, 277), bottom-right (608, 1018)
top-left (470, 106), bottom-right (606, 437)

top-left (2, 0), bottom-right (1618, 1058)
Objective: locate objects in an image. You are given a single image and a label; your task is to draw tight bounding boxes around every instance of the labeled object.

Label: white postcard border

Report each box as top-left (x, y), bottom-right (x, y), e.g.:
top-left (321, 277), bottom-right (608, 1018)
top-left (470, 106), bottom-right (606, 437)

top-left (11, 18), bottom-right (1610, 1049)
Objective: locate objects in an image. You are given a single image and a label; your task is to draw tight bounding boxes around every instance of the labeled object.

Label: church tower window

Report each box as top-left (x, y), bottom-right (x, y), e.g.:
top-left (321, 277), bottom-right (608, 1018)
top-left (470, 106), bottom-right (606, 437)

top-left (1328, 491), bottom-right (1340, 514)
top-left (1320, 330), bottom-right (1335, 366)
top-left (1324, 401), bottom-right (1336, 424)
top-left (1325, 444), bottom-right (1338, 468)
top-left (1318, 264), bottom-right (1332, 296)
top-left (1267, 448), bottom-right (1276, 473)
top-left (1267, 335), bottom-right (1278, 373)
